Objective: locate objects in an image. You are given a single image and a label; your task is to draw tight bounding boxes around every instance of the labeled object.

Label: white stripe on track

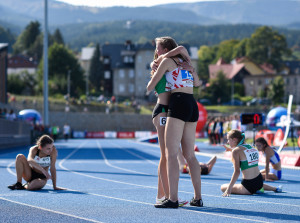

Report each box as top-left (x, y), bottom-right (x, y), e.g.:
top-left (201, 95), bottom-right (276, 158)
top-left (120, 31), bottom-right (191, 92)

top-left (0, 196), bottom-right (104, 223)
top-left (58, 140), bottom-right (300, 208)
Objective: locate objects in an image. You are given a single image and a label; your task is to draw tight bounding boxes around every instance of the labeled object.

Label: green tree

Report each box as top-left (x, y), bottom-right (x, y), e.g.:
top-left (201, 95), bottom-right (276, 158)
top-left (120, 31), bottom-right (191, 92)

top-left (267, 76), bottom-right (284, 104)
top-left (13, 21), bottom-right (41, 55)
top-left (52, 28), bottom-right (65, 45)
top-left (38, 43), bottom-right (84, 96)
top-left (232, 38), bottom-right (248, 59)
top-left (246, 26), bottom-right (291, 69)
top-left (7, 72), bottom-right (37, 95)
top-left (197, 45), bottom-right (216, 82)
top-left (206, 71), bottom-right (231, 104)
top-left (215, 39), bottom-right (240, 63)
top-left (89, 43), bottom-right (104, 92)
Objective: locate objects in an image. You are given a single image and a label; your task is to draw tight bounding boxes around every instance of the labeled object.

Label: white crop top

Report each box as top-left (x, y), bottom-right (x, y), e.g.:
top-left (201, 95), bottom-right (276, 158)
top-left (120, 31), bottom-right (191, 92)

top-left (165, 67), bottom-right (194, 91)
top-left (34, 150), bottom-right (51, 167)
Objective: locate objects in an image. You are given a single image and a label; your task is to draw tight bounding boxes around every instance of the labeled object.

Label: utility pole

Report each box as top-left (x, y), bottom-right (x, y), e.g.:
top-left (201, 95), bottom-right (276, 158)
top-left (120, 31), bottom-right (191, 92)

top-left (43, 0), bottom-right (49, 126)
top-left (67, 70), bottom-right (71, 98)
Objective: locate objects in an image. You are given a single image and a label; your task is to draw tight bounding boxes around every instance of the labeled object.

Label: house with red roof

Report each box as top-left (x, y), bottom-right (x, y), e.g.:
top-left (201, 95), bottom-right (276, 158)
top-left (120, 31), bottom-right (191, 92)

top-left (7, 55), bottom-right (38, 75)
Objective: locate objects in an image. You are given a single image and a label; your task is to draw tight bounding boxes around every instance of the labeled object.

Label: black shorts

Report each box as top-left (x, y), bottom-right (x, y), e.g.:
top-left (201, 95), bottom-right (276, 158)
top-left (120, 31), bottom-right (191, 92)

top-left (167, 92), bottom-right (199, 122)
top-left (152, 104), bottom-right (168, 119)
top-left (29, 168), bottom-right (46, 182)
top-left (241, 173), bottom-right (263, 194)
top-left (199, 164), bottom-right (209, 175)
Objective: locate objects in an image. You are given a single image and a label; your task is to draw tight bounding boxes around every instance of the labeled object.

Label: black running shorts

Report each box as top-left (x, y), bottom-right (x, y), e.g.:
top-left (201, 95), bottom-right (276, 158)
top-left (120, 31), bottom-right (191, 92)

top-left (167, 92), bottom-right (199, 122)
top-left (241, 173), bottom-right (263, 194)
top-left (29, 168), bottom-right (47, 182)
top-left (152, 104), bottom-right (169, 119)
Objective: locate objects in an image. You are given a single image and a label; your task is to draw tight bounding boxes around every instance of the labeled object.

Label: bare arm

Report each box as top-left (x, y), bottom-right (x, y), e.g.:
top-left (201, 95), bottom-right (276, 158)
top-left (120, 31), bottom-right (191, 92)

top-left (223, 149), bottom-right (240, 197)
top-left (264, 148), bottom-right (272, 181)
top-left (49, 147), bottom-right (65, 190)
top-left (159, 46), bottom-right (191, 64)
top-left (147, 58), bottom-right (171, 92)
top-left (27, 146), bottom-right (50, 178)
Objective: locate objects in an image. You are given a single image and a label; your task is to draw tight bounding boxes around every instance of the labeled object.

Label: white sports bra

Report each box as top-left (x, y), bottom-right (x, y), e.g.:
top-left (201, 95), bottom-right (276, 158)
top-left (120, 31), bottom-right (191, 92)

top-left (165, 58), bottom-right (194, 91)
top-left (34, 150), bottom-right (51, 168)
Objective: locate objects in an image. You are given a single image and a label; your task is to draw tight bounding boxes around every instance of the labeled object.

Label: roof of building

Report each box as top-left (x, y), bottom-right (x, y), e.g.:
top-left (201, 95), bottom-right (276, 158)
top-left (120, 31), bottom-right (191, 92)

top-left (282, 60), bottom-right (300, 74)
top-left (259, 63), bottom-right (276, 74)
top-left (8, 55), bottom-right (38, 68)
top-left (0, 43), bottom-right (8, 53)
top-left (209, 58), bottom-right (245, 79)
top-left (81, 47), bottom-right (95, 61)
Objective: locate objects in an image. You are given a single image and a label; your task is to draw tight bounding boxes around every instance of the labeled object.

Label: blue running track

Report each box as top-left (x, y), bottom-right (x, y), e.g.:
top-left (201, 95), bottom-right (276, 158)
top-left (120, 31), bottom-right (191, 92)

top-left (1, 139), bottom-right (300, 223)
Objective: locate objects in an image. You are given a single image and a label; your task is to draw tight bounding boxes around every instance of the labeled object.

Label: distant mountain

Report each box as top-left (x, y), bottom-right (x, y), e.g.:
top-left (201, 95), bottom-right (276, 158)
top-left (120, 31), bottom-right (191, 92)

top-left (159, 0), bottom-right (300, 26)
top-left (1, 0), bottom-right (300, 31)
top-left (0, 0), bottom-right (220, 29)
top-left (57, 21), bottom-right (300, 51)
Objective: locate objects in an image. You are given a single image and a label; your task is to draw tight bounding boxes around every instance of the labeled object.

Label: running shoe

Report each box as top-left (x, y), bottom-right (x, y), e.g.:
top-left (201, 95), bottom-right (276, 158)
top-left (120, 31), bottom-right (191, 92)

top-left (189, 197), bottom-right (203, 207)
top-left (275, 185), bottom-right (283, 193)
top-left (8, 182), bottom-right (25, 190)
top-left (155, 196), bottom-right (166, 204)
top-left (255, 187), bottom-right (264, 194)
top-left (178, 198), bottom-right (189, 207)
top-left (154, 199), bottom-right (179, 208)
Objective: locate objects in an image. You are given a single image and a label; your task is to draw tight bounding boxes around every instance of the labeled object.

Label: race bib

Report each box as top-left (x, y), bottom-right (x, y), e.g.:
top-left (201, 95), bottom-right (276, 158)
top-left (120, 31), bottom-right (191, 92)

top-left (244, 148), bottom-right (259, 166)
top-left (160, 117), bottom-right (167, 126)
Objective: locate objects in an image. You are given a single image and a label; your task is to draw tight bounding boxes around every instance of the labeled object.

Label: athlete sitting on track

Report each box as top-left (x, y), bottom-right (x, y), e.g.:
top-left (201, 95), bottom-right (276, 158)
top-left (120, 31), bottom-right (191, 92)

top-left (255, 137), bottom-right (282, 181)
top-left (221, 130), bottom-right (282, 196)
top-left (8, 134), bottom-right (65, 191)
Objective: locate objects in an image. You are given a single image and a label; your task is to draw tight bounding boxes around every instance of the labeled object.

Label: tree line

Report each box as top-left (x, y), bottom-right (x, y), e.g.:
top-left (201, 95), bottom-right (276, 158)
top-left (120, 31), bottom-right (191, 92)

top-left (2, 21), bottom-right (296, 104)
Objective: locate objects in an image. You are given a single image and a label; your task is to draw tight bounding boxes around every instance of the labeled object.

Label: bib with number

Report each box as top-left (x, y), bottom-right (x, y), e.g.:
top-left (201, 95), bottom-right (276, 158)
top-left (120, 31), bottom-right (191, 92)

top-left (160, 117), bottom-right (167, 126)
top-left (240, 144), bottom-right (259, 170)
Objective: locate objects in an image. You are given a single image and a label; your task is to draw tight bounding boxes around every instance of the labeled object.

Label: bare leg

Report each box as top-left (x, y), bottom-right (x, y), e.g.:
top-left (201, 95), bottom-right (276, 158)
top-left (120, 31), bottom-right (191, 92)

top-left (181, 122), bottom-right (202, 200)
top-left (153, 113), bottom-right (169, 199)
top-left (165, 117), bottom-right (184, 202)
top-left (177, 147), bottom-right (186, 172)
top-left (263, 183), bottom-right (277, 191)
top-left (26, 179), bottom-right (47, 190)
top-left (221, 183), bottom-right (252, 195)
top-left (15, 154), bottom-right (32, 183)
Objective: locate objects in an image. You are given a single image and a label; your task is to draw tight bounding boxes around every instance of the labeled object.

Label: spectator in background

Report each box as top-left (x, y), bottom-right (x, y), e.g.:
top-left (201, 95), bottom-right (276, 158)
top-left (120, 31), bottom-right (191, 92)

top-left (7, 109), bottom-right (17, 121)
top-left (231, 115), bottom-right (240, 130)
top-left (51, 125), bottom-right (60, 141)
top-left (2, 108), bottom-right (7, 119)
top-left (63, 123), bottom-right (71, 141)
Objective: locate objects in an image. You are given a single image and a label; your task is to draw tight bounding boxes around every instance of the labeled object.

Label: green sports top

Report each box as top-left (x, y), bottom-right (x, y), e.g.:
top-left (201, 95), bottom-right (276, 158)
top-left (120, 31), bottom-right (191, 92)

top-left (155, 76), bottom-right (167, 95)
top-left (239, 144), bottom-right (259, 171)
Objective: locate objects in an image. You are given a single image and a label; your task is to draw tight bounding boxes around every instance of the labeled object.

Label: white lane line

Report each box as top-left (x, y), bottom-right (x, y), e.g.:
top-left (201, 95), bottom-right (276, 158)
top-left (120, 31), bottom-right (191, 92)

top-left (0, 196), bottom-right (103, 223)
top-left (58, 140), bottom-right (300, 209)
top-left (95, 140), bottom-right (152, 176)
top-left (1, 140), bottom-right (296, 222)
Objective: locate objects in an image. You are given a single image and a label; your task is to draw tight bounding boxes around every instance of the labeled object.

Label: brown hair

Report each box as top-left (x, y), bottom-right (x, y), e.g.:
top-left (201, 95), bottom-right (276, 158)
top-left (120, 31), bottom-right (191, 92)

top-left (36, 134), bottom-right (53, 148)
top-left (151, 36), bottom-right (180, 76)
top-left (255, 137), bottom-right (269, 148)
top-left (227, 129), bottom-right (244, 145)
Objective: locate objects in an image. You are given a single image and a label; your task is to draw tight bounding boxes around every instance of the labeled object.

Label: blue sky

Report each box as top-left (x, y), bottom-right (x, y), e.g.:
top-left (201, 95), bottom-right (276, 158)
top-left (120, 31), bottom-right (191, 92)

top-left (55, 0), bottom-right (228, 8)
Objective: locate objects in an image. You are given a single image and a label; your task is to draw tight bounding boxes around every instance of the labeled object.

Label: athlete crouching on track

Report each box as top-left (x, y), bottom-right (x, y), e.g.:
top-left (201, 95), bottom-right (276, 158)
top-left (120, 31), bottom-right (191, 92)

top-left (8, 134), bottom-right (65, 191)
top-left (255, 137), bottom-right (282, 181)
top-left (221, 130), bottom-right (282, 196)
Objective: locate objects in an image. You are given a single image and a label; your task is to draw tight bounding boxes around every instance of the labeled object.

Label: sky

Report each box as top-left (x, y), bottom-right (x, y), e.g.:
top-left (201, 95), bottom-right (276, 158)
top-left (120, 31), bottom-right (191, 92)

top-left (55, 0), bottom-right (225, 8)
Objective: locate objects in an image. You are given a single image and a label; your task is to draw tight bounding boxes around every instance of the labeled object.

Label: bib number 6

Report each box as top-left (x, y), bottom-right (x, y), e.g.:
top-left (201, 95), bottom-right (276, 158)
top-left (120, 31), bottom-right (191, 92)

top-left (160, 117), bottom-right (167, 126)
